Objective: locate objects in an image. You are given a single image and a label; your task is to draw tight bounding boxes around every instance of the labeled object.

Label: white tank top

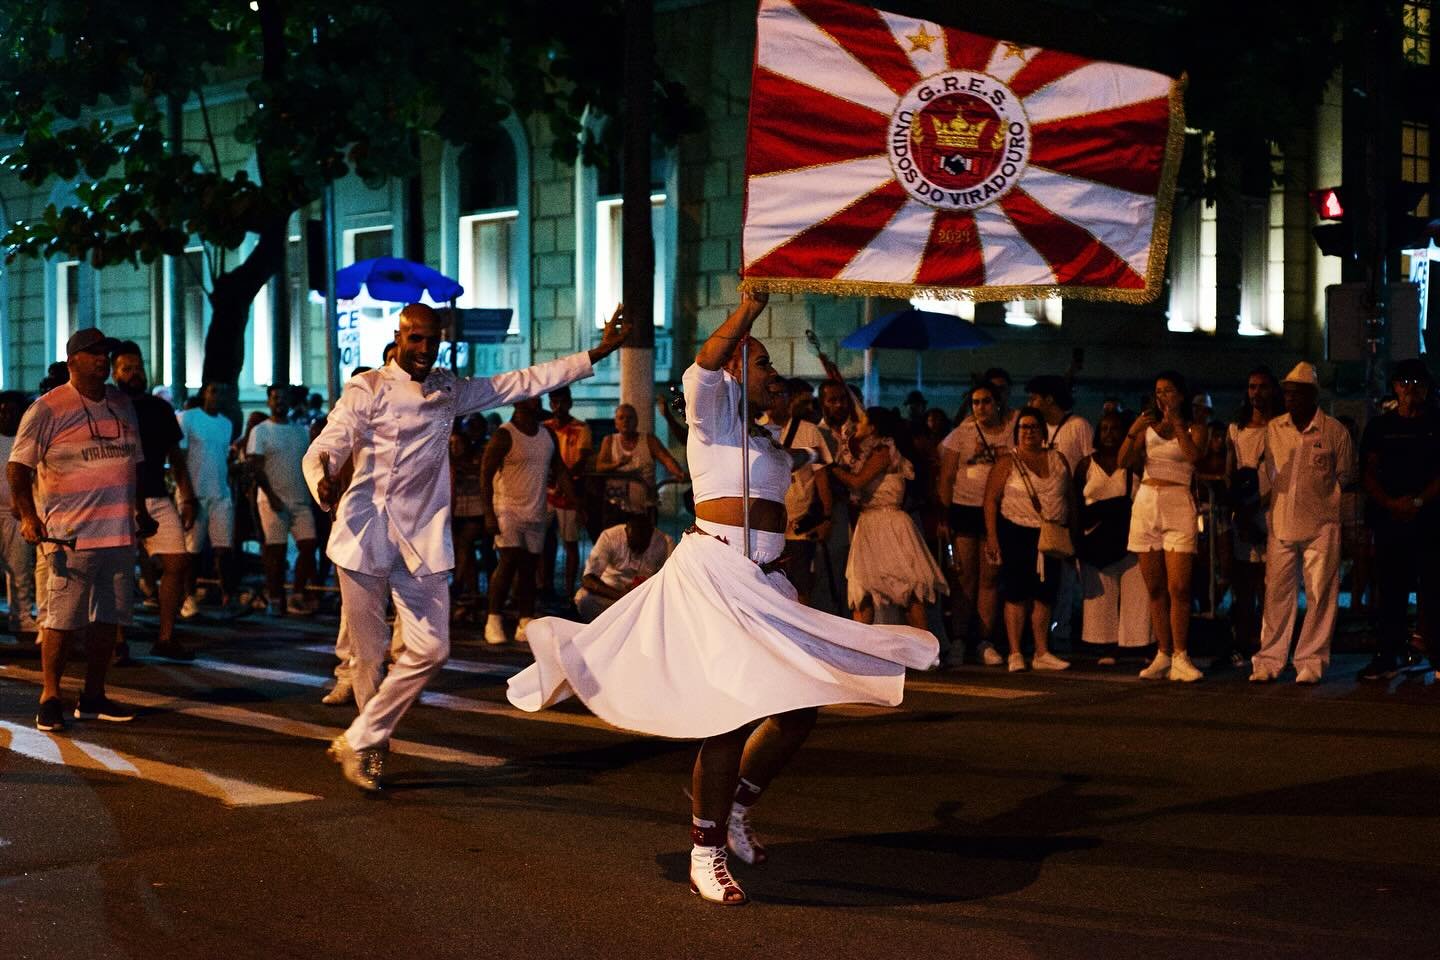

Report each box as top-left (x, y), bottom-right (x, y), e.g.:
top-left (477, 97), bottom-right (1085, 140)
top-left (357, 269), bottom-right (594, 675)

top-left (1143, 426), bottom-right (1194, 485)
top-left (1083, 459), bottom-right (1133, 505)
top-left (494, 421), bottom-right (554, 523)
top-left (1000, 450), bottom-right (1068, 527)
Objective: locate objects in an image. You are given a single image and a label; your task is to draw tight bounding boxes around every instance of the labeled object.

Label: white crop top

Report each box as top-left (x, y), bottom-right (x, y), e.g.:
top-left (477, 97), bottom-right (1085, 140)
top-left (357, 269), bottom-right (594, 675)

top-left (1143, 426), bottom-right (1194, 485)
top-left (682, 363), bottom-right (792, 505)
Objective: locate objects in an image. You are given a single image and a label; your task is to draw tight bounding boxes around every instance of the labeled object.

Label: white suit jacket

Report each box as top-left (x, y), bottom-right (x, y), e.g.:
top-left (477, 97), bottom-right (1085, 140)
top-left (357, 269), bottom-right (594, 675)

top-left (304, 353), bottom-right (593, 576)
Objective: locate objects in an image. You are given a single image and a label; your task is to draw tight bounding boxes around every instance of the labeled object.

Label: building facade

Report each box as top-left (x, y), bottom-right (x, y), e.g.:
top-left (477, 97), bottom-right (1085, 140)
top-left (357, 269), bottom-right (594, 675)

top-left (0, 0), bottom-right (1433, 428)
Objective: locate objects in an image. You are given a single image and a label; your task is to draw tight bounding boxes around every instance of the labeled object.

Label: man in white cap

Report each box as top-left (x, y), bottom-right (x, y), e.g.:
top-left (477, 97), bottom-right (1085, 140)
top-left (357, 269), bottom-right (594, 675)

top-left (1251, 361), bottom-right (1354, 684)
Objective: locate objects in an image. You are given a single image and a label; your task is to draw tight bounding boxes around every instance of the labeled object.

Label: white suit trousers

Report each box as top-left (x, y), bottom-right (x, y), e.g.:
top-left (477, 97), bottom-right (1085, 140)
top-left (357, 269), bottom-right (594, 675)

top-left (337, 561), bottom-right (450, 751)
top-left (1080, 554), bottom-right (1151, 648)
top-left (332, 598), bottom-right (406, 681)
top-left (1255, 523), bottom-right (1340, 675)
top-left (0, 514), bottom-right (38, 632)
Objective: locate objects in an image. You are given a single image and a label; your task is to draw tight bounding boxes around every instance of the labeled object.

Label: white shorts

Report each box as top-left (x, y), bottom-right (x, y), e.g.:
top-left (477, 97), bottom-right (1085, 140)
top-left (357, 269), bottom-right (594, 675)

top-left (142, 496), bottom-right (187, 555)
top-left (549, 507), bottom-right (581, 542)
top-left (496, 514), bottom-right (546, 553)
top-left (185, 496), bottom-right (234, 552)
top-left (257, 496), bottom-right (317, 546)
top-left (1126, 483), bottom-right (1197, 555)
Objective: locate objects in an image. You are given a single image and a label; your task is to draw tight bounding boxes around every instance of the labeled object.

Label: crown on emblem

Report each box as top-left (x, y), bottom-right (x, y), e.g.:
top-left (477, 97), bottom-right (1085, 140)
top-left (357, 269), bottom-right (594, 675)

top-left (931, 111), bottom-right (989, 150)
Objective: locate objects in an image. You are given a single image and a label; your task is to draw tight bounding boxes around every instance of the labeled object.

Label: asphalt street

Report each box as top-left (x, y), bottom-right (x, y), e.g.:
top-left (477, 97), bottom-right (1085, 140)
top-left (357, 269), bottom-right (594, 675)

top-left (2, 609), bottom-right (1438, 960)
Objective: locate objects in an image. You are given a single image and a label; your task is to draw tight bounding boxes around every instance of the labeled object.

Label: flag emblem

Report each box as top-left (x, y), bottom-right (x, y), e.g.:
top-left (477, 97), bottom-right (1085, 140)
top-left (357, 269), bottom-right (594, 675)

top-left (741, 0), bottom-right (1186, 304)
top-left (889, 71), bottom-right (1030, 211)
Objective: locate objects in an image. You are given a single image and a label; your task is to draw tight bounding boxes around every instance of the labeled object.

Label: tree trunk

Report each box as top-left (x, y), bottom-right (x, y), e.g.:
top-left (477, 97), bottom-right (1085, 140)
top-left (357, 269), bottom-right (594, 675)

top-left (201, 218), bottom-right (287, 385)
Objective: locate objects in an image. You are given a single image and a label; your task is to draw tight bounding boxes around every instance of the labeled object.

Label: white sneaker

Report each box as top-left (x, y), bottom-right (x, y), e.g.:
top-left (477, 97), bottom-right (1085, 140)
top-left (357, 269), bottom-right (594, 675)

top-left (515, 617), bottom-right (533, 644)
top-left (484, 615), bottom-right (507, 646)
top-left (1294, 664), bottom-right (1321, 685)
top-left (1249, 666), bottom-right (1277, 683)
top-left (1031, 651), bottom-right (1071, 671)
top-left (1007, 652), bottom-right (1026, 673)
top-left (1168, 652), bottom-right (1203, 683)
top-left (978, 642), bottom-right (1004, 666)
top-left (1138, 652), bottom-right (1172, 680)
top-left (321, 678), bottom-right (353, 705)
top-left (727, 803), bottom-right (768, 866)
top-left (179, 594), bottom-right (200, 619)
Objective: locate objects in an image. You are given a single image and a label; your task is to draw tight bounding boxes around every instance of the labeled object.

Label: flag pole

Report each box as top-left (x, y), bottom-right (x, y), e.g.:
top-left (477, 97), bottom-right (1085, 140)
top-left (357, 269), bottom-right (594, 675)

top-left (740, 336), bottom-right (751, 560)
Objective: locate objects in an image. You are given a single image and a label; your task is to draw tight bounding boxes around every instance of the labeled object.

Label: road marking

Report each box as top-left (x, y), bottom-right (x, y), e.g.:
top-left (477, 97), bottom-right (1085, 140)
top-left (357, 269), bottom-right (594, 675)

top-left (0, 720), bottom-right (319, 807)
top-left (903, 679), bottom-right (1047, 700)
top-left (0, 668), bottom-right (507, 769)
top-left (297, 643), bottom-right (519, 679)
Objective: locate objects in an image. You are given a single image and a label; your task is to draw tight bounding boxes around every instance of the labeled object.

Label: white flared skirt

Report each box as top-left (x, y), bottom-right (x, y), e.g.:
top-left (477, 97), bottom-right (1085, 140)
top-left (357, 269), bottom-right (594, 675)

top-left (846, 508), bottom-right (949, 610)
top-left (506, 525), bottom-right (939, 739)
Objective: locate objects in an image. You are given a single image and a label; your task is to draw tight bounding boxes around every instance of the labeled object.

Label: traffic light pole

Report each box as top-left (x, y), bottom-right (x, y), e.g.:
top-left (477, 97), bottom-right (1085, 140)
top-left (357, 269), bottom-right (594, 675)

top-left (1359, 4), bottom-right (1400, 408)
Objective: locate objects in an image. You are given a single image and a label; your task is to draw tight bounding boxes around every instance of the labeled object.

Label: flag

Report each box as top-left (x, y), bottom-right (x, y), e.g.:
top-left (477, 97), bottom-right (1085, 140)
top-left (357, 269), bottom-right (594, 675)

top-left (740, 0), bottom-right (1186, 304)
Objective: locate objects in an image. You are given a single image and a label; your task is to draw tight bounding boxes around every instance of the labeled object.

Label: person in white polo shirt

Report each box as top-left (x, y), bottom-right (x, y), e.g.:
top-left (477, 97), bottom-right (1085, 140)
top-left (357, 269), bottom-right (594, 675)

top-left (1250, 362), bottom-right (1354, 684)
top-left (178, 382), bottom-right (237, 614)
top-left (573, 511), bottom-right (674, 622)
top-left (248, 383), bottom-right (318, 616)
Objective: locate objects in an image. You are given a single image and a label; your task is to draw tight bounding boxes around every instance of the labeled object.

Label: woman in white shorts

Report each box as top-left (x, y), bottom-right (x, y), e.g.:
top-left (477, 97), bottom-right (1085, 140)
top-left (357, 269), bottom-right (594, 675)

top-left (1118, 371), bottom-right (1209, 682)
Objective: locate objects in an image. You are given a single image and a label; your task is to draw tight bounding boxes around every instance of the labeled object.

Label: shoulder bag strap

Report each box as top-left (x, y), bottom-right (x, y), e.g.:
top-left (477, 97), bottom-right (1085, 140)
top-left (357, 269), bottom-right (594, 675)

top-left (972, 414), bottom-right (997, 459)
top-left (782, 416), bottom-right (802, 449)
top-left (1011, 451), bottom-right (1046, 516)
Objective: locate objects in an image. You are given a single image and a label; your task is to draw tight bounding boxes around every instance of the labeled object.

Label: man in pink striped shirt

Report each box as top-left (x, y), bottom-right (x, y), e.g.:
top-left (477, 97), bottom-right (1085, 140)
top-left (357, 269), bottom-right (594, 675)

top-left (7, 328), bottom-right (150, 732)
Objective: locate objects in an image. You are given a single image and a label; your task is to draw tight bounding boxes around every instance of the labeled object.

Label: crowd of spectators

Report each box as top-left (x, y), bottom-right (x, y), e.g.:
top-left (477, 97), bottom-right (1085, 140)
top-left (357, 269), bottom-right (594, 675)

top-left (5, 325), bottom-right (1439, 733)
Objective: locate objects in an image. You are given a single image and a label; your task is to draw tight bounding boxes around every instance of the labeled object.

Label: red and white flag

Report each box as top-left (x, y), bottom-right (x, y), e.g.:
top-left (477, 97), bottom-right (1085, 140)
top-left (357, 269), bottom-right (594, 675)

top-left (740, 0), bottom-right (1185, 303)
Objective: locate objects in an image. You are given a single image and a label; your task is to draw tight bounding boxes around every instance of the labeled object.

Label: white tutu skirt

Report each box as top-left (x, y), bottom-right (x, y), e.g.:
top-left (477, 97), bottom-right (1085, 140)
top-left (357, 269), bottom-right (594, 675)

top-left (506, 529), bottom-right (940, 739)
top-left (846, 508), bottom-right (949, 610)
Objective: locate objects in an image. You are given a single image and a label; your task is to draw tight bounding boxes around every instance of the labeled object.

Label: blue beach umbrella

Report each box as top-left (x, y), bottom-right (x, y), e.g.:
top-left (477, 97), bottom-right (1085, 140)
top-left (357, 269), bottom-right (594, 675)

top-left (840, 308), bottom-right (993, 391)
top-left (335, 257), bottom-right (464, 304)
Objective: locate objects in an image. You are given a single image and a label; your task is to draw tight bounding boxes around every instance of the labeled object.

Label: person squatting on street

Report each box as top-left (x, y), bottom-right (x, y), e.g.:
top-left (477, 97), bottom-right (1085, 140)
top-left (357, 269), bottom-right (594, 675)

top-left (1118, 371), bottom-right (1209, 683)
top-left (572, 510), bottom-right (674, 622)
top-left (304, 301), bottom-right (630, 791)
top-left (506, 289), bottom-right (938, 906)
top-left (1249, 362), bottom-right (1354, 684)
top-left (8, 329), bottom-right (152, 731)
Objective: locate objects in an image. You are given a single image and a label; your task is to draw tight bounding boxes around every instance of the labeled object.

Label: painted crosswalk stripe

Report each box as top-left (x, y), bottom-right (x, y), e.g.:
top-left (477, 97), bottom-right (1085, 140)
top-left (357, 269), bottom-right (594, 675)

top-left (297, 643), bottom-right (519, 679)
top-left (0, 668), bottom-right (507, 768)
top-left (0, 720), bottom-right (319, 807)
top-left (189, 658), bottom-right (619, 732)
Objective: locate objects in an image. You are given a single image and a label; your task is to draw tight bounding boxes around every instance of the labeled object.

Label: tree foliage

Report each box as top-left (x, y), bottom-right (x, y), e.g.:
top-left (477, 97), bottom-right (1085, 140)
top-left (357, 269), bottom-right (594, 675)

top-left (0, 0), bottom-right (696, 383)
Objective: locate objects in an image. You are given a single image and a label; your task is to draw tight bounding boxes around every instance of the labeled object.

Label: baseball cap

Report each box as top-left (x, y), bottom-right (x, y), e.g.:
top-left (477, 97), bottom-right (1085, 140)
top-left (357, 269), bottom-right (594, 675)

top-left (66, 328), bottom-right (121, 358)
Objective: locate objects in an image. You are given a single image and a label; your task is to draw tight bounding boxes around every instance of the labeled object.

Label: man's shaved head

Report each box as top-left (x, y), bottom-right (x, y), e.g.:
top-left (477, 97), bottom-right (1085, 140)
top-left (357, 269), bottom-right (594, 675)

top-left (393, 303), bottom-right (444, 381)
